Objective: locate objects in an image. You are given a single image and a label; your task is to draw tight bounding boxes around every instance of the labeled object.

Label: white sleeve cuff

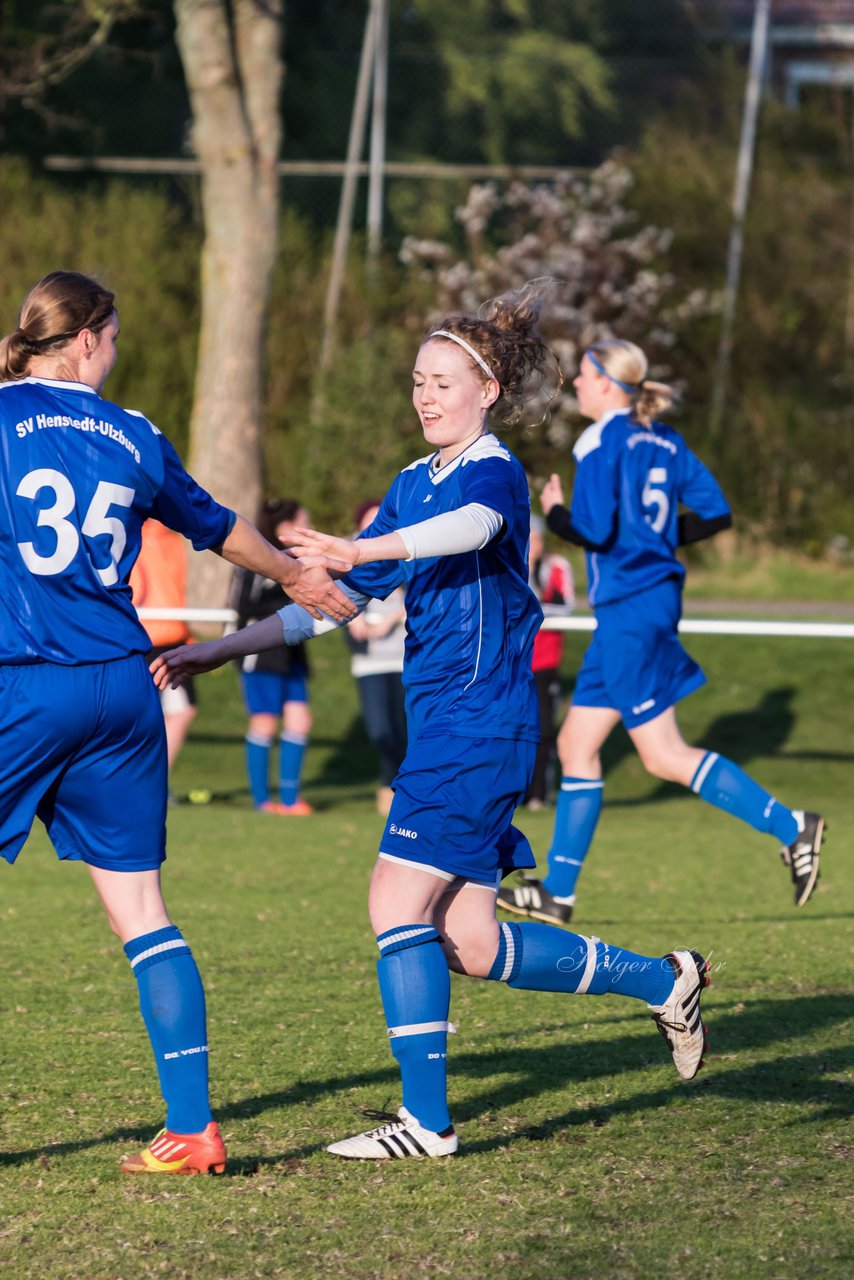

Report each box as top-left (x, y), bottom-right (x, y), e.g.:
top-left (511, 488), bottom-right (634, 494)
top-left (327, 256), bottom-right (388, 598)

top-left (397, 503), bottom-right (503, 561)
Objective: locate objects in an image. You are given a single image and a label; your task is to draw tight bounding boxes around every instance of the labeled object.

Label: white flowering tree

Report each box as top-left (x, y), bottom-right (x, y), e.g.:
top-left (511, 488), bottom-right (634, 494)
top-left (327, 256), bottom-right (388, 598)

top-left (401, 161), bottom-right (715, 451)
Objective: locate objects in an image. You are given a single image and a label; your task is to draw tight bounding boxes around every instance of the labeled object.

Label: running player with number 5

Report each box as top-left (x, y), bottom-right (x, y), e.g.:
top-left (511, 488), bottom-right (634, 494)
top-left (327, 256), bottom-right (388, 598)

top-left (0, 271), bottom-right (353, 1175)
top-left (498, 339), bottom-right (825, 929)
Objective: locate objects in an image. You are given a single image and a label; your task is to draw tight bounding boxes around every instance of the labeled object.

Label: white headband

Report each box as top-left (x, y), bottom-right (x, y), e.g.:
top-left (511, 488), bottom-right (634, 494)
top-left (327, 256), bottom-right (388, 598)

top-left (430, 329), bottom-right (498, 384)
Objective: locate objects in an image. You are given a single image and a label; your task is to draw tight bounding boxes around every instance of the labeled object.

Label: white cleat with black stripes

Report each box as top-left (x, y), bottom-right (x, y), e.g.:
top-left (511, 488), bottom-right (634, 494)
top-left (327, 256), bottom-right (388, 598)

top-left (647, 949), bottom-right (711, 1081)
top-left (326, 1106), bottom-right (458, 1160)
top-left (780, 811), bottom-right (825, 907)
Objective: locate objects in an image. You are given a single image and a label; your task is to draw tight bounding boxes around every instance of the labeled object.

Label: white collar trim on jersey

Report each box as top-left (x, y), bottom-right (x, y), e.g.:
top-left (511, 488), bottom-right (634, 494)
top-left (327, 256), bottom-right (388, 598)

top-left (591, 408), bottom-right (628, 431)
top-left (428, 432), bottom-right (509, 485)
top-left (25, 375), bottom-right (101, 396)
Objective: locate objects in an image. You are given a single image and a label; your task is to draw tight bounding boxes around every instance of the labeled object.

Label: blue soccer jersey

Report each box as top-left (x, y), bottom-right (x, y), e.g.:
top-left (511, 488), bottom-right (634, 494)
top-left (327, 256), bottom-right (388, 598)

top-left (344, 433), bottom-right (541, 743)
top-left (0, 376), bottom-right (235, 664)
top-left (568, 409), bottom-right (730, 606)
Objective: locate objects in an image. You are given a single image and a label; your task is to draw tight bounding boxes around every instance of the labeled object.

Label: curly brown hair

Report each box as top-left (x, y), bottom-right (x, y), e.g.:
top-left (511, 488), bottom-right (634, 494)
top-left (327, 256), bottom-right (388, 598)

top-left (426, 282), bottom-right (561, 427)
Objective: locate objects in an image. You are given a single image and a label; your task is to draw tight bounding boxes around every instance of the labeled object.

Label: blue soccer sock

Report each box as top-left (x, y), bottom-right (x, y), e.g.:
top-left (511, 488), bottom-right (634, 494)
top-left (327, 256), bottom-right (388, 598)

top-left (245, 733), bottom-right (272, 807)
top-left (542, 777), bottom-right (604, 899)
top-left (279, 732), bottom-right (308, 806)
top-left (124, 926), bottom-right (212, 1134)
top-left (376, 925), bottom-right (452, 1134)
top-left (487, 921), bottom-right (674, 1006)
top-left (691, 751), bottom-right (798, 845)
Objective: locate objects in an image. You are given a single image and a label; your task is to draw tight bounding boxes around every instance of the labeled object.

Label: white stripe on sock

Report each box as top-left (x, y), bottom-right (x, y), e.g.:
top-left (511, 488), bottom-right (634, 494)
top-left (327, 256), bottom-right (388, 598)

top-left (378, 925), bottom-right (436, 953)
top-left (574, 934), bottom-right (600, 995)
top-left (388, 1021), bottom-right (449, 1038)
top-left (129, 938), bottom-right (188, 969)
top-left (560, 780), bottom-right (605, 791)
top-left (499, 921), bottom-right (515, 982)
top-left (691, 752), bottom-right (719, 795)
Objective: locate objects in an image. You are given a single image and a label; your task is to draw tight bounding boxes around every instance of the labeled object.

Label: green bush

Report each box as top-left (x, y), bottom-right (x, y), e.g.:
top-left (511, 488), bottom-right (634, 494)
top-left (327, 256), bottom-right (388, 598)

top-left (4, 108), bottom-right (853, 549)
top-left (628, 73), bottom-right (854, 544)
top-left (0, 158), bottom-right (201, 451)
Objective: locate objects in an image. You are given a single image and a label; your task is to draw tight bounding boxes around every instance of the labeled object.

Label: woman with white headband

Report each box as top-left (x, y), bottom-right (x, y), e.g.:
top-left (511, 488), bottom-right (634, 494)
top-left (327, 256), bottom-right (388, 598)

top-left (497, 337), bottom-right (824, 931)
top-left (153, 293), bottom-right (714, 1161)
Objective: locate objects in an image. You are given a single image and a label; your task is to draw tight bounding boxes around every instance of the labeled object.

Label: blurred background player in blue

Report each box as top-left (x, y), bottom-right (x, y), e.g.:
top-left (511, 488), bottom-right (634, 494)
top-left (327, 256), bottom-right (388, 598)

top-left (231, 498), bottom-right (314, 815)
top-left (0, 271), bottom-right (353, 1175)
top-left (130, 518), bottom-right (198, 786)
top-left (525, 512), bottom-right (574, 809)
top-left (344, 498), bottom-right (408, 817)
top-left (153, 288), bottom-right (714, 1161)
top-left (498, 338), bottom-right (824, 928)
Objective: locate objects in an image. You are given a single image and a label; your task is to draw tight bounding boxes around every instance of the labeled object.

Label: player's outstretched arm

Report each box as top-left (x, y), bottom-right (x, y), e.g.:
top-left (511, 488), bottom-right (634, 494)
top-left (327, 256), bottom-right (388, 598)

top-left (219, 514), bottom-right (356, 621)
top-left (290, 507), bottom-right (501, 565)
top-left (289, 526), bottom-right (408, 565)
top-left (150, 616), bottom-right (286, 691)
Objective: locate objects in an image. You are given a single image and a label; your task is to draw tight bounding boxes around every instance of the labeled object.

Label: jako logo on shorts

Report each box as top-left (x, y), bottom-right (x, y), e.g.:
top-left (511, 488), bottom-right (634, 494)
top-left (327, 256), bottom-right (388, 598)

top-left (389, 824), bottom-right (418, 839)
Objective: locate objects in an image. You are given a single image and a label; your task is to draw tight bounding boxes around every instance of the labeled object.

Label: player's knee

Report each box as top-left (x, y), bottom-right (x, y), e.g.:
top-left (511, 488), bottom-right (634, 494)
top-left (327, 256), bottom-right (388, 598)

top-left (560, 742), bottom-right (600, 776)
top-left (441, 930), bottom-right (496, 978)
top-left (637, 746), bottom-right (683, 783)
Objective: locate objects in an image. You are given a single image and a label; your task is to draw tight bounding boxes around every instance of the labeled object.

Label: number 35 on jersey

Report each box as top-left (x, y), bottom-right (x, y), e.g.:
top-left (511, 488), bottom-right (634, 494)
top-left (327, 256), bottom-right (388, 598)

top-left (16, 467), bottom-right (135, 586)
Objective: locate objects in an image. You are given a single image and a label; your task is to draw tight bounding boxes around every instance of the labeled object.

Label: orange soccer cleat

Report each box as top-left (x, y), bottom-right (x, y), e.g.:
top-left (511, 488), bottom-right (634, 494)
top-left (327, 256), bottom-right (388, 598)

top-left (120, 1121), bottom-right (227, 1175)
top-left (258, 798), bottom-right (314, 816)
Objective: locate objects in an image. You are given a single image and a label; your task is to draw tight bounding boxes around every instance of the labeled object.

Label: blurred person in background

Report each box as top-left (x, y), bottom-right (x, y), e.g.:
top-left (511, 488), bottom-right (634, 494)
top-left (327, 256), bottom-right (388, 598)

top-left (525, 512), bottom-right (574, 810)
top-left (231, 498), bottom-right (314, 815)
top-left (498, 338), bottom-right (824, 928)
top-left (344, 499), bottom-right (408, 817)
top-left (130, 519), bottom-right (197, 782)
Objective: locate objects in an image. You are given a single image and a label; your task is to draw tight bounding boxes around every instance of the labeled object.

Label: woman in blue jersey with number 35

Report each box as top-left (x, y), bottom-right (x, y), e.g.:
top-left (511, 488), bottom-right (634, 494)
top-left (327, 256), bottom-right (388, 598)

top-left (498, 339), bottom-right (825, 930)
top-left (0, 271), bottom-right (353, 1177)
top-left (155, 290), bottom-right (718, 1161)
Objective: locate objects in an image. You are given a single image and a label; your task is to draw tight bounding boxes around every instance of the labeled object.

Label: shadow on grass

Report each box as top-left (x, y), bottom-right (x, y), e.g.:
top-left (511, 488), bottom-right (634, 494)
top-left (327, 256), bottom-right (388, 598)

top-left (184, 714), bottom-right (381, 805)
top-left (2, 993), bottom-right (849, 1173)
top-left (572, 686), bottom-right (854, 809)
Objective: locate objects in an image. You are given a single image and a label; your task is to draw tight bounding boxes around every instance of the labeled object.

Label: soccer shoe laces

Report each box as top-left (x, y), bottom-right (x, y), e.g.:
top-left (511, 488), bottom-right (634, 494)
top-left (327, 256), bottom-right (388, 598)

top-left (650, 1010), bottom-right (688, 1036)
top-left (358, 1109), bottom-right (407, 1134)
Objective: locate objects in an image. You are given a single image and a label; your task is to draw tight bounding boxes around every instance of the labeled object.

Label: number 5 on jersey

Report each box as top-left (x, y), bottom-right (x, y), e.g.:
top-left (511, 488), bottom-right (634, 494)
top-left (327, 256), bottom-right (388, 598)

top-left (642, 466), bottom-right (669, 534)
top-left (16, 467), bottom-right (136, 585)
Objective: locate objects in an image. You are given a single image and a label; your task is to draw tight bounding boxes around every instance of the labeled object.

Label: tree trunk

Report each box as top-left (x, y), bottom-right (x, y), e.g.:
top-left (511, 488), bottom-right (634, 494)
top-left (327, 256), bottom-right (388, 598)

top-left (174, 0), bottom-right (283, 607)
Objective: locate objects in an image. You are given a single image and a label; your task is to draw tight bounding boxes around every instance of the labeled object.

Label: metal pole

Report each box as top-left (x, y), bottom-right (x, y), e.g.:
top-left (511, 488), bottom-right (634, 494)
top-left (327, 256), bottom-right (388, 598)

top-left (367, 0), bottom-right (389, 260)
top-left (845, 93), bottom-right (854, 360)
top-left (710, 0), bottom-right (772, 435)
top-left (316, 1), bottom-right (378, 386)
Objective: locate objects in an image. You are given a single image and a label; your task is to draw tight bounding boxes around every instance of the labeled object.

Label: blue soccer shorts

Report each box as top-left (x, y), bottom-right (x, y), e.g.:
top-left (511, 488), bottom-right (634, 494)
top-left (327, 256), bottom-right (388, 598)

top-left (241, 668), bottom-right (308, 715)
top-left (573, 577), bottom-right (706, 729)
top-left (378, 733), bottom-right (538, 882)
top-left (0, 654), bottom-right (167, 871)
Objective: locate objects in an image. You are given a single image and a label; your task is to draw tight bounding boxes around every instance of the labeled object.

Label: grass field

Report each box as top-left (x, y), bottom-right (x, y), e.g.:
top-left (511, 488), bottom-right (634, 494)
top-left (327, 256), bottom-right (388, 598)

top-left (1, 632), bottom-right (852, 1280)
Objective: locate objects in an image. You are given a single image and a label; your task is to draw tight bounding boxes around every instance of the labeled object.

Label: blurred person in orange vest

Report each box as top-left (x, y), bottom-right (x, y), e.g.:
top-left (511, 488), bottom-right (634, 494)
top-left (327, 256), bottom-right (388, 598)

top-left (130, 520), bottom-right (198, 775)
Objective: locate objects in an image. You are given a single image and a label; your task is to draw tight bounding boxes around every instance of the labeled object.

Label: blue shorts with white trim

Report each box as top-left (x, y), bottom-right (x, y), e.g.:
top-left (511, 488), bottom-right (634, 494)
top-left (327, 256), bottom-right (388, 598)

top-left (573, 577), bottom-right (705, 729)
top-left (0, 654), bottom-right (167, 872)
top-left (379, 733), bottom-right (537, 881)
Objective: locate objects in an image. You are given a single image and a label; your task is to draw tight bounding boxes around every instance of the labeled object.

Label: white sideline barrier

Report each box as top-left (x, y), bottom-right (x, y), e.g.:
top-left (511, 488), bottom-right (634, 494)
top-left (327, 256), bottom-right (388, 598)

top-left (541, 616), bottom-right (854, 639)
top-left (137, 607), bottom-right (236, 624)
top-left (135, 607), bottom-right (854, 640)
